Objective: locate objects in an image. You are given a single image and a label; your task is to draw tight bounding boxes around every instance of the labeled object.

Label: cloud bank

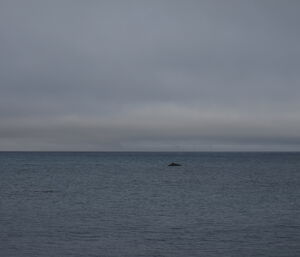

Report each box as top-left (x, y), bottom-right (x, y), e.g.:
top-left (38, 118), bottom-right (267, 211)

top-left (1, 0), bottom-right (300, 150)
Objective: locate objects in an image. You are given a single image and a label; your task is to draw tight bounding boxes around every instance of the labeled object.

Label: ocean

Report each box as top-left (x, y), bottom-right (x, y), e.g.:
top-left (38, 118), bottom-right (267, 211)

top-left (0, 152), bottom-right (299, 257)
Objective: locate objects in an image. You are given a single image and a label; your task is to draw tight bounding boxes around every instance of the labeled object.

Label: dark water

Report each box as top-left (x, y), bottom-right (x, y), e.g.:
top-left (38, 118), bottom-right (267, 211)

top-left (1, 152), bottom-right (300, 257)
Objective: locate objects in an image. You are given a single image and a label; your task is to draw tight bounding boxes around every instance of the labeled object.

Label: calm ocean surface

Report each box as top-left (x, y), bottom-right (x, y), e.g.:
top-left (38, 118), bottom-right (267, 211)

top-left (0, 152), bottom-right (299, 257)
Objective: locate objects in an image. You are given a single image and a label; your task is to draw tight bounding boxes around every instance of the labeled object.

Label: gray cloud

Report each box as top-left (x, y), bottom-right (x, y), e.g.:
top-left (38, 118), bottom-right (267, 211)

top-left (1, 0), bottom-right (300, 150)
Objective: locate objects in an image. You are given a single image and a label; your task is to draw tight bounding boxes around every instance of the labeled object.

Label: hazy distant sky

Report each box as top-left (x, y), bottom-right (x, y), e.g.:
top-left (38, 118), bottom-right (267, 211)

top-left (1, 0), bottom-right (300, 151)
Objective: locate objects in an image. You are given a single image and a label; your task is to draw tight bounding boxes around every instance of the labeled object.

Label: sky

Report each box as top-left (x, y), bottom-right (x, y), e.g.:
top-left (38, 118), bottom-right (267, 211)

top-left (1, 0), bottom-right (300, 151)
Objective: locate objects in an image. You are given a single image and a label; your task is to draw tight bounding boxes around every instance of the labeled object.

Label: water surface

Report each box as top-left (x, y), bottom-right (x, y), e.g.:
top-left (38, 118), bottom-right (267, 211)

top-left (1, 152), bottom-right (299, 256)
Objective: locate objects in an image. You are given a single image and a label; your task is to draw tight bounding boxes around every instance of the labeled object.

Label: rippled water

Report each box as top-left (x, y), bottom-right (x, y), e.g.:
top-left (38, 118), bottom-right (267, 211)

top-left (1, 152), bottom-right (300, 257)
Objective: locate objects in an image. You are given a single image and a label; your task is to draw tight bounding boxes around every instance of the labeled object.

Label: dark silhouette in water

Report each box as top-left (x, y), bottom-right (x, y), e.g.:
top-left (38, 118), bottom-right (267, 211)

top-left (168, 162), bottom-right (181, 166)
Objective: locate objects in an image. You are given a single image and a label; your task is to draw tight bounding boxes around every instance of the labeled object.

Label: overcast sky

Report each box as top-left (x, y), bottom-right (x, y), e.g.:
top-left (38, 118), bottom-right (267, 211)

top-left (1, 0), bottom-right (300, 151)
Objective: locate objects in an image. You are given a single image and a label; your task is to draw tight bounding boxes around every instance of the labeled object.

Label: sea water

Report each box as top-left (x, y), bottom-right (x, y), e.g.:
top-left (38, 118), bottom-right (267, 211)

top-left (1, 152), bottom-right (300, 257)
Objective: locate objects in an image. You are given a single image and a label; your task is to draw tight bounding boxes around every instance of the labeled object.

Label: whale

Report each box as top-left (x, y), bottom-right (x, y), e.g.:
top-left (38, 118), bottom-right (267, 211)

top-left (168, 162), bottom-right (182, 166)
